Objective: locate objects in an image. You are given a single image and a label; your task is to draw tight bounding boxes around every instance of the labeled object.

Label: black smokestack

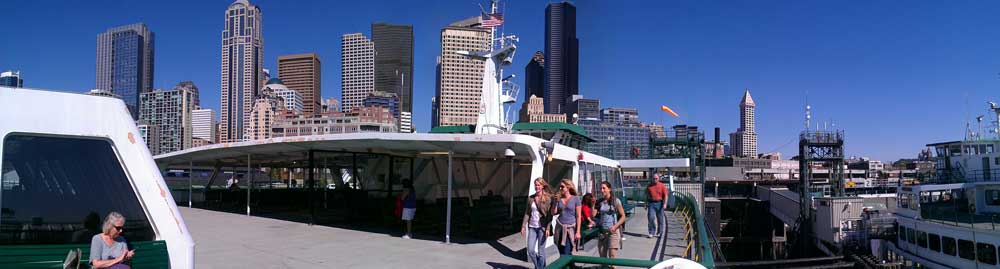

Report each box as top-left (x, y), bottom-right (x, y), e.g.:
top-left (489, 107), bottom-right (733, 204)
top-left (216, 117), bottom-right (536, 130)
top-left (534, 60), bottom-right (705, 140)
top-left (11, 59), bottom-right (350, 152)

top-left (714, 127), bottom-right (720, 143)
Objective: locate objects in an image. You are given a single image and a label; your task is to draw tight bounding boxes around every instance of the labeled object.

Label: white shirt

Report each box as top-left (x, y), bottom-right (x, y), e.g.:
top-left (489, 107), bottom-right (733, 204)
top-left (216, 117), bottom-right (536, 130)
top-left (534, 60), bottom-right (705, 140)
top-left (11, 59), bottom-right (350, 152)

top-left (529, 200), bottom-right (541, 228)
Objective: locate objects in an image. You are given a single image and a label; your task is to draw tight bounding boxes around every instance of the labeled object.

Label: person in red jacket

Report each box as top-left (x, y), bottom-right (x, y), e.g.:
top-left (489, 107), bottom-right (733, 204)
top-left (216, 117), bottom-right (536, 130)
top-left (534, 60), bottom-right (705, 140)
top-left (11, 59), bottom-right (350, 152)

top-left (646, 173), bottom-right (668, 238)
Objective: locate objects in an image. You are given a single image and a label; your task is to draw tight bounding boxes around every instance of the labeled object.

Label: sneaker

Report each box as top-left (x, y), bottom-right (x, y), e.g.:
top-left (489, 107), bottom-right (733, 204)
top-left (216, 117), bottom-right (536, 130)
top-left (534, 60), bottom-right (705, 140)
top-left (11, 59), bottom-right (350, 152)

top-left (402, 234), bottom-right (411, 239)
top-left (647, 234), bottom-right (654, 238)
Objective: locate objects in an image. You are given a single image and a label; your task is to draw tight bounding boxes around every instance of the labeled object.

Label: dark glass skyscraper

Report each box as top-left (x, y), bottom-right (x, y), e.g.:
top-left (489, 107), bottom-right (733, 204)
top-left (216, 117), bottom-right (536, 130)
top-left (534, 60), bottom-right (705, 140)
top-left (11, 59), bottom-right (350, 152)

top-left (372, 23), bottom-right (414, 114)
top-left (544, 2), bottom-right (578, 114)
top-left (524, 51), bottom-right (545, 101)
top-left (97, 23), bottom-right (154, 120)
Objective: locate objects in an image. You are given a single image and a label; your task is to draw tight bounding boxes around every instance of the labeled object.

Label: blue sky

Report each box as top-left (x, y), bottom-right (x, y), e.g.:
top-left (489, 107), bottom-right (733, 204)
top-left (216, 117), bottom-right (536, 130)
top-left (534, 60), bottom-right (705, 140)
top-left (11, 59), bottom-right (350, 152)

top-left (3, 1), bottom-right (1000, 162)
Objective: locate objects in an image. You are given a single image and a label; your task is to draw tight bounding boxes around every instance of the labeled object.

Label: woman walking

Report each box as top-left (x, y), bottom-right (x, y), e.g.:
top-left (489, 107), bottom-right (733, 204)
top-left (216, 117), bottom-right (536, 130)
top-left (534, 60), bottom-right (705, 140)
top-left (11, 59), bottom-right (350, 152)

top-left (399, 179), bottom-right (417, 239)
top-left (596, 182), bottom-right (627, 261)
top-left (554, 179), bottom-right (582, 256)
top-left (521, 177), bottom-right (555, 269)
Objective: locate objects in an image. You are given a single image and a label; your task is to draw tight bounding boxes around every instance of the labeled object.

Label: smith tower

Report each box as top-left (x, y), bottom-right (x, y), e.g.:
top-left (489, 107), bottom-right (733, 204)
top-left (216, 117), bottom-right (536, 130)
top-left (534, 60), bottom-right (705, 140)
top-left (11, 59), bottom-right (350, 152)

top-left (220, 0), bottom-right (264, 143)
top-left (730, 89), bottom-right (758, 158)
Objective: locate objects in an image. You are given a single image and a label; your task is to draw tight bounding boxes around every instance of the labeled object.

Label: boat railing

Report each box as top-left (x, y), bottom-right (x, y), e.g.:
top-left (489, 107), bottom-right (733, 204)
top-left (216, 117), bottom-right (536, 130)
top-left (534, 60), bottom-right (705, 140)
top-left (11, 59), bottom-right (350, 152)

top-left (920, 201), bottom-right (1000, 231)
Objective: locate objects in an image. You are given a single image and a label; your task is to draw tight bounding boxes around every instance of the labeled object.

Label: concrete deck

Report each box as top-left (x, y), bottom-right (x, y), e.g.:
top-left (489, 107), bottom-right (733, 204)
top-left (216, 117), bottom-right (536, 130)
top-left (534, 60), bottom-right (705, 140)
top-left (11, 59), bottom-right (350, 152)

top-left (180, 205), bottom-right (693, 268)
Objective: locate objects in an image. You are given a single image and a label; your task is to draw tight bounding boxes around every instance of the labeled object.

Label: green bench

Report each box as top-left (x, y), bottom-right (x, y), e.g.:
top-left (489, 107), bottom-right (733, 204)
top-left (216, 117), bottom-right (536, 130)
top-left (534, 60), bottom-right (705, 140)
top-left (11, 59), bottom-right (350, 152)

top-left (0, 240), bottom-right (170, 268)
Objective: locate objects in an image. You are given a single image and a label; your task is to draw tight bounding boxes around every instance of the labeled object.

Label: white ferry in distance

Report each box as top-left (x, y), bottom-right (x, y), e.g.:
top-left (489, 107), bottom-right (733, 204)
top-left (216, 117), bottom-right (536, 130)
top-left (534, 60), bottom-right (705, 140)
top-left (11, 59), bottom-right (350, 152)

top-left (0, 86), bottom-right (195, 268)
top-left (889, 102), bottom-right (1000, 268)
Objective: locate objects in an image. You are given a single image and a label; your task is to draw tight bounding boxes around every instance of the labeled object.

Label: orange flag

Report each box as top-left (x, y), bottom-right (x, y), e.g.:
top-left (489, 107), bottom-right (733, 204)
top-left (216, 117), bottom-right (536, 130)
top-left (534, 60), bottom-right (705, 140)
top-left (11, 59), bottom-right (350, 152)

top-left (660, 105), bottom-right (680, 118)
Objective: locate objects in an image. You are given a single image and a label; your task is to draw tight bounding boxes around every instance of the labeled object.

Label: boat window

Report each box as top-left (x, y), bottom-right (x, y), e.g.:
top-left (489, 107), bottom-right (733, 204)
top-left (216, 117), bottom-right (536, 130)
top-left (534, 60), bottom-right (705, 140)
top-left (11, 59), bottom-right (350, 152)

top-left (898, 226), bottom-right (906, 242)
top-left (959, 239), bottom-right (976, 260)
top-left (978, 243), bottom-right (997, 265)
top-left (0, 135), bottom-right (155, 244)
top-left (987, 190), bottom-right (1000, 206)
top-left (899, 194), bottom-right (909, 209)
top-left (916, 230), bottom-right (927, 248)
top-left (928, 233), bottom-right (941, 252)
top-left (906, 228), bottom-right (915, 244)
top-left (989, 144), bottom-right (995, 153)
top-left (943, 236), bottom-right (957, 256)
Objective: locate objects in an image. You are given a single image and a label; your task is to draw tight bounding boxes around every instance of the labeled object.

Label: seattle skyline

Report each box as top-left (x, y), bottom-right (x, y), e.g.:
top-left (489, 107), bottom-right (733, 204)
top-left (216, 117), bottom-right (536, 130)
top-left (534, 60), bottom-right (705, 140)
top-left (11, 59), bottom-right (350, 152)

top-left (4, 1), bottom-right (1000, 161)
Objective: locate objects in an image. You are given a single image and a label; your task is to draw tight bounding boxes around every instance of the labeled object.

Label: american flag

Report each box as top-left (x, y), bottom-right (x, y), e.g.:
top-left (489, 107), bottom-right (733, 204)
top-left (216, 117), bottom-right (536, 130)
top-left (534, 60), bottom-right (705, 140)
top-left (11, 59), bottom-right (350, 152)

top-left (480, 13), bottom-right (504, 28)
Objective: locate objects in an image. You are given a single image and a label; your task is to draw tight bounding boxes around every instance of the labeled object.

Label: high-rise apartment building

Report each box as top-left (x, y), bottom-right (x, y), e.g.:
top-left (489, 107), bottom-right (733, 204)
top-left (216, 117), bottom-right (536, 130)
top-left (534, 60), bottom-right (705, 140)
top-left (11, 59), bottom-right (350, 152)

top-left (277, 53), bottom-right (321, 116)
top-left (372, 23), bottom-right (414, 115)
top-left (544, 2), bottom-right (578, 114)
top-left (729, 89), bottom-right (758, 158)
top-left (435, 16), bottom-right (491, 127)
top-left (220, 0), bottom-right (264, 143)
top-left (192, 108), bottom-right (216, 145)
top-left (1, 70), bottom-right (23, 88)
top-left (524, 51), bottom-right (544, 101)
top-left (341, 33), bottom-right (375, 113)
top-left (137, 124), bottom-right (159, 155)
top-left (96, 23), bottom-right (154, 120)
top-left (138, 84), bottom-right (197, 155)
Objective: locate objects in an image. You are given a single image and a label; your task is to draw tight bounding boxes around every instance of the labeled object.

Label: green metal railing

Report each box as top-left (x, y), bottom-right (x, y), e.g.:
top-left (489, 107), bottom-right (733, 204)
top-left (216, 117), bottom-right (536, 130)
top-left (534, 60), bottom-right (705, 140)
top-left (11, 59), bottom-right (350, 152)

top-left (544, 191), bottom-right (716, 269)
top-left (674, 191), bottom-right (715, 268)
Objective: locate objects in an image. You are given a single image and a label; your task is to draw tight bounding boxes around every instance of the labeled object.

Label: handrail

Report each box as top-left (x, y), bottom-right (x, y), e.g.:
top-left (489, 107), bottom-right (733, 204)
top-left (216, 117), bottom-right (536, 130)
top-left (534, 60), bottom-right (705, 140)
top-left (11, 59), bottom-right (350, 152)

top-left (673, 191), bottom-right (716, 268)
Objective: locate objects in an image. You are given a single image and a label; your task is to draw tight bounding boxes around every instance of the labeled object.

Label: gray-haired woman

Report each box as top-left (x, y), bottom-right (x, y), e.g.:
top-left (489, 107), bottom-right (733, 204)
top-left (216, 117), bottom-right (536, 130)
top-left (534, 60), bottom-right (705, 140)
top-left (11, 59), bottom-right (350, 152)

top-left (90, 212), bottom-right (135, 268)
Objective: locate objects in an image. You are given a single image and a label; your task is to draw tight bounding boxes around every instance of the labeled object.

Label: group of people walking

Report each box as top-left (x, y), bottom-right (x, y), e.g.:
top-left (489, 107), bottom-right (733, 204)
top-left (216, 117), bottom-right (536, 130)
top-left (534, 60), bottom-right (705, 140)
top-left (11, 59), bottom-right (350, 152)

top-left (520, 177), bottom-right (627, 269)
top-left (395, 173), bottom-right (670, 269)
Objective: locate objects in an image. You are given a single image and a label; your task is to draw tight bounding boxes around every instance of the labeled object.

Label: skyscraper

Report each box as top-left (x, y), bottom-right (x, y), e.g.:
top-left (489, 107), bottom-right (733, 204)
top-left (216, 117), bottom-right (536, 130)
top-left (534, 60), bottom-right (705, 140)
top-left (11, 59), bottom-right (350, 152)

top-left (220, 0), bottom-right (264, 143)
top-left (96, 23), bottom-right (154, 120)
top-left (372, 23), bottom-right (414, 115)
top-left (524, 51), bottom-right (545, 102)
top-left (192, 108), bottom-right (216, 145)
top-left (435, 16), bottom-right (491, 127)
top-left (0, 70), bottom-right (22, 88)
top-left (544, 2), bottom-right (578, 114)
top-left (138, 84), bottom-right (197, 155)
top-left (341, 33), bottom-right (375, 113)
top-left (277, 53), bottom-right (321, 116)
top-left (174, 81), bottom-right (199, 108)
top-left (730, 89), bottom-right (758, 158)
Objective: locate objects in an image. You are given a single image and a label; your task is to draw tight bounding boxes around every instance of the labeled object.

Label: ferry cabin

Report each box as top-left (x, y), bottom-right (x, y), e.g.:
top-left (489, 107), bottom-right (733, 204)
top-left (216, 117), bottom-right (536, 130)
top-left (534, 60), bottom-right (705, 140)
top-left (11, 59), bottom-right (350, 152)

top-left (893, 183), bottom-right (1000, 268)
top-left (0, 87), bottom-right (195, 268)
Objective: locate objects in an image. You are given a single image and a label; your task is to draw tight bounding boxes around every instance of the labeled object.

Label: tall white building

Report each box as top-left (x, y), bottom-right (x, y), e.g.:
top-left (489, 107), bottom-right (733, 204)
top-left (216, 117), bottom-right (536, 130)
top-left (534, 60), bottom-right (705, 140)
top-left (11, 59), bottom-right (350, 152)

top-left (729, 89), bottom-right (758, 158)
top-left (341, 33), bottom-right (375, 113)
top-left (192, 109), bottom-right (216, 144)
top-left (220, 0), bottom-right (264, 143)
top-left (400, 111), bottom-right (413, 133)
top-left (434, 16), bottom-right (491, 127)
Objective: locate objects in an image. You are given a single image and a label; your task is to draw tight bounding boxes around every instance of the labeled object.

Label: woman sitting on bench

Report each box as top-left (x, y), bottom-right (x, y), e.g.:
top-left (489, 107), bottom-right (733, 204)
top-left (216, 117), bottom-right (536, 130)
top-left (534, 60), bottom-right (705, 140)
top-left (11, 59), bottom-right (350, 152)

top-left (90, 212), bottom-right (134, 269)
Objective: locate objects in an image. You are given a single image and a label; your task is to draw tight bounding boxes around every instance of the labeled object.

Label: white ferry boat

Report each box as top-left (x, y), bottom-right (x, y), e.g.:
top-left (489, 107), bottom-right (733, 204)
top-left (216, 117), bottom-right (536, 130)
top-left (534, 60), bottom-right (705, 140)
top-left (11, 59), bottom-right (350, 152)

top-left (889, 132), bottom-right (1000, 268)
top-left (0, 87), bottom-right (195, 268)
